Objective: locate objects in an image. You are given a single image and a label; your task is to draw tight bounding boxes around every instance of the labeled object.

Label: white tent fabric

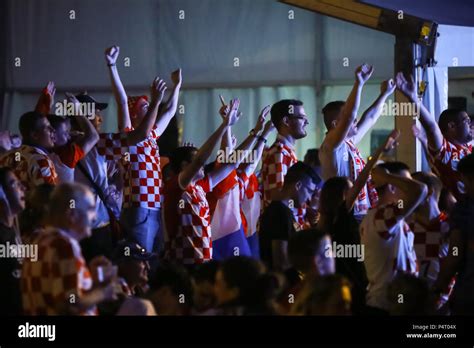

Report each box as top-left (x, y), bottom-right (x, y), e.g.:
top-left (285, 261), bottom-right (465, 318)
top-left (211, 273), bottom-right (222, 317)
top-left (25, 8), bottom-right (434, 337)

top-left (1, 0), bottom-right (396, 159)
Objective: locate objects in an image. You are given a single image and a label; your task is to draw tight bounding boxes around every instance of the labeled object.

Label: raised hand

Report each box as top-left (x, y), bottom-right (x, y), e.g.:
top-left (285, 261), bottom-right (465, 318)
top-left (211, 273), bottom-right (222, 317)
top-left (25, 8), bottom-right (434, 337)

top-left (218, 95), bottom-right (230, 119)
top-left (44, 81), bottom-right (56, 109)
top-left (171, 68), bottom-right (182, 86)
top-left (254, 105), bottom-right (271, 133)
top-left (355, 64), bottom-right (374, 85)
top-left (105, 45), bottom-right (120, 66)
top-left (381, 78), bottom-right (396, 96)
top-left (150, 77), bottom-right (167, 104)
top-left (395, 72), bottom-right (417, 100)
top-left (223, 98), bottom-right (241, 126)
top-left (65, 92), bottom-right (81, 114)
top-left (381, 129), bottom-right (400, 152)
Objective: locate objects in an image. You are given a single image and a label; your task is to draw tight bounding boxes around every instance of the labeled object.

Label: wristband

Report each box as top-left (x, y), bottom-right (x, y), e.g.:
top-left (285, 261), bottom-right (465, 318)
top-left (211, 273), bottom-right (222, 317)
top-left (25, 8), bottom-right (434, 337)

top-left (257, 135), bottom-right (267, 143)
top-left (249, 129), bottom-right (257, 137)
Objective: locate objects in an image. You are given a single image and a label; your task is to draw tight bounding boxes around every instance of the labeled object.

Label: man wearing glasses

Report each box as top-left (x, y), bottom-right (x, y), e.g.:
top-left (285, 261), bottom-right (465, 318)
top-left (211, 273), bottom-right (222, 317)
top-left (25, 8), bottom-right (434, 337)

top-left (262, 99), bottom-right (310, 228)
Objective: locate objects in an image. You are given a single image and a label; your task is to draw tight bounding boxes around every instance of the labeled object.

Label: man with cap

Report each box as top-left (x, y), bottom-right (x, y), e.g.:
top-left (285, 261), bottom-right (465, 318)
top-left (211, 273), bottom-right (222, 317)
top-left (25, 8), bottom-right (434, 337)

top-left (112, 240), bottom-right (155, 296)
top-left (73, 91), bottom-right (117, 262)
top-left (96, 240), bottom-right (157, 315)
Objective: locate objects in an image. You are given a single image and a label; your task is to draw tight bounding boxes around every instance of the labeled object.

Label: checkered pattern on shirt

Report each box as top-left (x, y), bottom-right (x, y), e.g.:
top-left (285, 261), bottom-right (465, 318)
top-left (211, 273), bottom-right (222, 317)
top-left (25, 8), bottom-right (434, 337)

top-left (21, 228), bottom-right (96, 316)
top-left (97, 126), bottom-right (162, 209)
top-left (346, 140), bottom-right (378, 216)
top-left (409, 212), bottom-right (450, 262)
top-left (166, 177), bottom-right (212, 264)
top-left (429, 138), bottom-right (472, 200)
top-left (371, 203), bottom-right (418, 275)
top-left (0, 145), bottom-right (58, 191)
top-left (262, 140), bottom-right (298, 205)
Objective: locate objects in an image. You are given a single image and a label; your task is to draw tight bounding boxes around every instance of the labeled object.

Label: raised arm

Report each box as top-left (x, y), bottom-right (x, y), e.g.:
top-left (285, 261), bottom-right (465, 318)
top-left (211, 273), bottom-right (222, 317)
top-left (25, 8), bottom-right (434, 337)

top-left (178, 98), bottom-right (241, 189)
top-left (218, 95), bottom-right (233, 152)
top-left (208, 104), bottom-right (269, 185)
top-left (346, 129), bottom-right (399, 211)
top-left (239, 112), bottom-right (274, 176)
top-left (354, 78), bottom-right (396, 144)
top-left (105, 46), bottom-right (131, 131)
top-left (324, 64), bottom-right (373, 150)
top-left (371, 165), bottom-right (428, 220)
top-left (125, 77), bottom-right (166, 146)
top-left (65, 93), bottom-right (99, 155)
top-left (35, 81), bottom-right (56, 115)
top-left (396, 72), bottom-right (443, 152)
top-left (154, 69), bottom-right (183, 135)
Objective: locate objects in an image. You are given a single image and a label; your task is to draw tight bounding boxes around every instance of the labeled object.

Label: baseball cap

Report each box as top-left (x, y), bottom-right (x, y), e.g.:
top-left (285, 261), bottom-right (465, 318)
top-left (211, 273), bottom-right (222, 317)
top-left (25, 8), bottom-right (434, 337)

top-left (75, 92), bottom-right (108, 110)
top-left (112, 240), bottom-right (156, 262)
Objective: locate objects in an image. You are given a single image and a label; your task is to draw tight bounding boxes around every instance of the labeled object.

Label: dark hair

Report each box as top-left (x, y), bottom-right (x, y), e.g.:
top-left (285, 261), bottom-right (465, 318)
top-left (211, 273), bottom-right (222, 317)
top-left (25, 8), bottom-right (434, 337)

top-left (204, 161), bottom-right (216, 176)
top-left (375, 161), bottom-right (410, 194)
top-left (161, 163), bottom-right (175, 182)
top-left (18, 111), bottom-right (44, 140)
top-left (288, 229), bottom-right (327, 272)
top-left (438, 108), bottom-right (465, 133)
top-left (457, 153), bottom-right (474, 177)
top-left (270, 99), bottom-right (303, 130)
top-left (46, 115), bottom-right (69, 130)
top-left (377, 161), bottom-right (410, 175)
top-left (192, 260), bottom-right (220, 284)
top-left (387, 273), bottom-right (435, 315)
top-left (285, 161), bottom-right (321, 186)
top-left (304, 148), bottom-right (320, 167)
top-left (220, 256), bottom-right (278, 313)
top-left (0, 167), bottom-right (13, 189)
top-left (169, 146), bottom-right (198, 173)
top-left (322, 101), bottom-right (345, 130)
top-left (318, 176), bottom-right (351, 230)
top-left (19, 183), bottom-right (55, 241)
top-left (411, 171), bottom-right (442, 200)
top-left (149, 261), bottom-right (194, 307)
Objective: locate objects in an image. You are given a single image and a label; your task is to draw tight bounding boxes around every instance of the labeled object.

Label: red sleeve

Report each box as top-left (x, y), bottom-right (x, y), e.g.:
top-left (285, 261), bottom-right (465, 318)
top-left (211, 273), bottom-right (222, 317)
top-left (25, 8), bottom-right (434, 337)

top-left (54, 143), bottom-right (85, 168)
top-left (196, 175), bottom-right (212, 194)
top-left (211, 169), bottom-right (238, 199)
top-left (35, 87), bottom-right (52, 116)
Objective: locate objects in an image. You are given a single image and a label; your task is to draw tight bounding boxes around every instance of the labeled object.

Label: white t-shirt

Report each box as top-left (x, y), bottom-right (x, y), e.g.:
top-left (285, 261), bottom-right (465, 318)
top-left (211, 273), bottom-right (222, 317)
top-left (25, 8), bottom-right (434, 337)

top-left (320, 137), bottom-right (375, 217)
top-left (360, 203), bottom-right (418, 311)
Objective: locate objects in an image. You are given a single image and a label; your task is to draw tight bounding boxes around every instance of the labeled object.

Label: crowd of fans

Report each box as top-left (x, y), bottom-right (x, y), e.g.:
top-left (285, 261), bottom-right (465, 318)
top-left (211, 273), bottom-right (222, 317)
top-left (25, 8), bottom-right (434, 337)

top-left (0, 47), bottom-right (473, 316)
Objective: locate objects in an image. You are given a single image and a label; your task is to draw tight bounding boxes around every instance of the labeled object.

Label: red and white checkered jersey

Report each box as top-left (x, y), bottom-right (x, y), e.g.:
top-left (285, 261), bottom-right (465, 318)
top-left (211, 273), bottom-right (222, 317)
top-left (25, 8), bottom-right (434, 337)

top-left (408, 212), bottom-right (450, 281)
top-left (429, 138), bottom-right (472, 200)
top-left (0, 145), bottom-right (58, 191)
top-left (163, 175), bottom-right (213, 264)
top-left (360, 203), bottom-right (418, 310)
top-left (21, 228), bottom-right (96, 316)
top-left (97, 126), bottom-right (162, 209)
top-left (346, 140), bottom-right (378, 216)
top-left (261, 136), bottom-right (298, 205)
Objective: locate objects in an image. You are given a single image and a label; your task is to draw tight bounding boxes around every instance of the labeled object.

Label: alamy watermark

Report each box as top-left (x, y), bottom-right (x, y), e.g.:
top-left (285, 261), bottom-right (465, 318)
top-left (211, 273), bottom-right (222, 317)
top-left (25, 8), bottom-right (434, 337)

top-left (325, 242), bottom-right (365, 262)
top-left (381, 99), bottom-right (420, 119)
top-left (0, 242), bottom-right (38, 262)
top-left (216, 148), bottom-right (258, 164)
top-left (55, 101), bottom-right (96, 119)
